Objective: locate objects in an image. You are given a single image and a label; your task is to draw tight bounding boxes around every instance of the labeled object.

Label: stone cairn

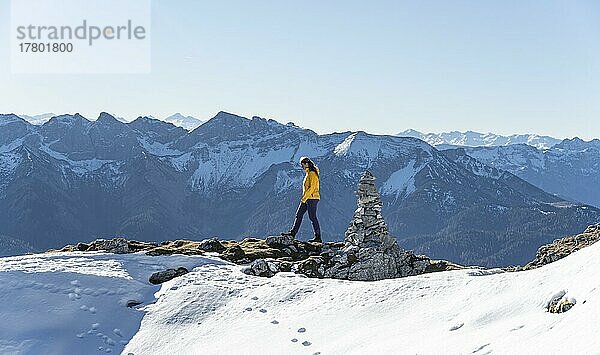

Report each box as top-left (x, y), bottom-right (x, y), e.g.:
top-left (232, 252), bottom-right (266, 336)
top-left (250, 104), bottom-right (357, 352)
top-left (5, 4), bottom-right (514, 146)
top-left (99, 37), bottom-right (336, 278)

top-left (322, 170), bottom-right (431, 281)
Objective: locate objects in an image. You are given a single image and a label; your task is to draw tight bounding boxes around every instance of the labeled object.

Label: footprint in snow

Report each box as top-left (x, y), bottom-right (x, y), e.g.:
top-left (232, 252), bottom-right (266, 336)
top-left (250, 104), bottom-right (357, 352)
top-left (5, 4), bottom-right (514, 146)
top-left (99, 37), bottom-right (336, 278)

top-left (251, 296), bottom-right (259, 300)
top-left (472, 343), bottom-right (490, 353)
top-left (245, 307), bottom-right (253, 311)
top-left (302, 341), bottom-right (312, 346)
top-left (259, 309), bottom-right (267, 313)
top-left (298, 328), bottom-right (306, 333)
top-left (291, 338), bottom-right (298, 343)
top-left (89, 307), bottom-right (97, 314)
top-left (449, 323), bottom-right (464, 331)
top-left (113, 329), bottom-right (123, 337)
top-left (271, 320), bottom-right (279, 324)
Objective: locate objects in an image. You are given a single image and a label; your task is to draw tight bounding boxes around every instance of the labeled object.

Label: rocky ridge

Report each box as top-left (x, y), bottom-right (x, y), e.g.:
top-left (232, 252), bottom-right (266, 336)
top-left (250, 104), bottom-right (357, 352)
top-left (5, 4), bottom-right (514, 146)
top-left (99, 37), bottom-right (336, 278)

top-left (52, 171), bottom-right (462, 281)
top-left (523, 224), bottom-right (600, 270)
top-left (48, 171), bottom-right (598, 282)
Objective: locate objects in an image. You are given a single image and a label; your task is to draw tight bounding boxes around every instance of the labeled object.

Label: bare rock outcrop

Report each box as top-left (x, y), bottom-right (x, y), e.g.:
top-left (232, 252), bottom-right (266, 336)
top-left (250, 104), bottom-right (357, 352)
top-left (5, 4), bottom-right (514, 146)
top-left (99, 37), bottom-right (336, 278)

top-left (149, 267), bottom-right (189, 285)
top-left (524, 224), bottom-right (600, 270)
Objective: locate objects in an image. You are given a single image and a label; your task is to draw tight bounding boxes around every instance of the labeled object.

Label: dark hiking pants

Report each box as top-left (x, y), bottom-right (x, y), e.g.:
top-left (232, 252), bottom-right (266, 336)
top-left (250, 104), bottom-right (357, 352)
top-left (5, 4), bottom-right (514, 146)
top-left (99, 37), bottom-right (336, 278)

top-left (290, 199), bottom-right (321, 237)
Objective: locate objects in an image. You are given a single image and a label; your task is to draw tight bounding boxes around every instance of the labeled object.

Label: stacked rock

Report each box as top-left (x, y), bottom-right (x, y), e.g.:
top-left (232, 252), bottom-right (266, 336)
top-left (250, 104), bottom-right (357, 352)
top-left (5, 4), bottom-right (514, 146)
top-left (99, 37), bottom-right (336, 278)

top-left (345, 170), bottom-right (397, 251)
top-left (324, 170), bottom-right (431, 281)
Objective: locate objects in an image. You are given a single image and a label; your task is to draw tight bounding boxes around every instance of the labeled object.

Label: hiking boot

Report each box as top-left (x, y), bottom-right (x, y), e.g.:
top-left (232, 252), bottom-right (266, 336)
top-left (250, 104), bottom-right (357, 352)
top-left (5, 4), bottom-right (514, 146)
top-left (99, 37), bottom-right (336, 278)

top-left (308, 234), bottom-right (322, 243)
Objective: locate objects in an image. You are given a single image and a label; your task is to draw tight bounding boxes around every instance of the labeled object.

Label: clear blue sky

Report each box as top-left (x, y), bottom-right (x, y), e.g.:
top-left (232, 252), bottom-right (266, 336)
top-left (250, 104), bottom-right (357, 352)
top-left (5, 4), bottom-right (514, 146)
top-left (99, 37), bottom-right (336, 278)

top-left (1, 0), bottom-right (599, 139)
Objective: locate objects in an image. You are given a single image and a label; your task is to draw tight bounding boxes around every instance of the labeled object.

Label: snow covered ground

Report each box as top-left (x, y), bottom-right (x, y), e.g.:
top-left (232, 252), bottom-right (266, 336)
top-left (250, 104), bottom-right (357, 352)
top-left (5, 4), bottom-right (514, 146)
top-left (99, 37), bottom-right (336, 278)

top-left (1, 244), bottom-right (599, 355)
top-left (0, 252), bottom-right (220, 355)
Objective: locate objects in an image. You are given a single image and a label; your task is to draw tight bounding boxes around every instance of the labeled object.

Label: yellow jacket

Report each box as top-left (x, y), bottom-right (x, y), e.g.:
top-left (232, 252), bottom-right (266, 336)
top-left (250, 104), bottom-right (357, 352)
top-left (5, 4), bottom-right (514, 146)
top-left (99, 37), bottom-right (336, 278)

top-left (301, 167), bottom-right (320, 203)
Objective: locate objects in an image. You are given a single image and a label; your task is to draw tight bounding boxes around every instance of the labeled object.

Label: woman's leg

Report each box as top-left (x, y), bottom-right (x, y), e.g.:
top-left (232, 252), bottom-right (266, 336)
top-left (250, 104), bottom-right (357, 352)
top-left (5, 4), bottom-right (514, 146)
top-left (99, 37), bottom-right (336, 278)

top-left (290, 202), bottom-right (308, 236)
top-left (307, 199), bottom-right (321, 237)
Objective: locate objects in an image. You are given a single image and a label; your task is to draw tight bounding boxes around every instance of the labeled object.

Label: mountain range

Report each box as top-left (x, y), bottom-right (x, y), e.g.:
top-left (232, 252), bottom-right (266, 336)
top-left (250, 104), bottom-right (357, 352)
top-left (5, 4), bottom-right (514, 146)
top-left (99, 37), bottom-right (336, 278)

top-left (398, 129), bottom-right (561, 150)
top-left (16, 113), bottom-right (204, 131)
top-left (447, 139), bottom-right (600, 209)
top-left (1, 112), bottom-right (599, 266)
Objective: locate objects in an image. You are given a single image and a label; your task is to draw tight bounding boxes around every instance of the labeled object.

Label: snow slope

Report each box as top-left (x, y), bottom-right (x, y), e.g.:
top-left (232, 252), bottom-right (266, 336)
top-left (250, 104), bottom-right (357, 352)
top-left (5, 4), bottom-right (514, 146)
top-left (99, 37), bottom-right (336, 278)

top-left (0, 252), bottom-right (220, 355)
top-left (381, 159), bottom-right (424, 199)
top-left (124, 243), bottom-right (600, 354)
top-left (2, 244), bottom-right (599, 355)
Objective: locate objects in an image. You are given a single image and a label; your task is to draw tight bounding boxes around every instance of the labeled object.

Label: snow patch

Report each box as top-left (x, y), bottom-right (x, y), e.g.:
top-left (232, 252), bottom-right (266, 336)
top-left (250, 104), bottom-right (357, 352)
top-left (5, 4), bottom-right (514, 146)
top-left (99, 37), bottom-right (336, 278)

top-left (334, 133), bottom-right (381, 158)
top-left (169, 152), bottom-right (194, 172)
top-left (138, 137), bottom-right (182, 157)
top-left (381, 160), bottom-right (423, 199)
top-left (39, 144), bottom-right (113, 175)
top-left (190, 144), bottom-right (297, 191)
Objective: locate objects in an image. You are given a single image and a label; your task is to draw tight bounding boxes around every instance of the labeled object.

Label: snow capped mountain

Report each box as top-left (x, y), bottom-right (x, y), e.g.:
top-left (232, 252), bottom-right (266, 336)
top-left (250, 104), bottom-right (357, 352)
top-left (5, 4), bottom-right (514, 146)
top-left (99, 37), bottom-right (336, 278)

top-left (398, 129), bottom-right (561, 150)
top-left (17, 113), bottom-right (56, 125)
top-left (0, 111), bottom-right (598, 266)
top-left (461, 138), bottom-right (600, 208)
top-left (163, 113), bottom-right (204, 131)
top-left (171, 111), bottom-right (332, 191)
top-left (2, 241), bottom-right (599, 354)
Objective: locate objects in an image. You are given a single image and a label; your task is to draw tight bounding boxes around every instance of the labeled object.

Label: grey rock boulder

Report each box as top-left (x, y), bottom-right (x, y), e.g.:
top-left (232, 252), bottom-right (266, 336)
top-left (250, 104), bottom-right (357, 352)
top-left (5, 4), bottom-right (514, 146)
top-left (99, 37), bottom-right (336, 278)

top-left (95, 237), bottom-right (130, 254)
top-left (199, 237), bottom-right (226, 253)
top-left (265, 235), bottom-right (295, 247)
top-left (149, 267), bottom-right (189, 284)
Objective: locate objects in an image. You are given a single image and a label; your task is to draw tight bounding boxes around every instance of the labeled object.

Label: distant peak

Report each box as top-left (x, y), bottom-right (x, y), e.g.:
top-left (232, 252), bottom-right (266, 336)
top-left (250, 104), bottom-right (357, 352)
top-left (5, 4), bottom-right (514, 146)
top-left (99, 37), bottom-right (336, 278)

top-left (213, 111), bottom-right (246, 121)
top-left (46, 113), bottom-right (89, 125)
top-left (204, 111), bottom-right (250, 128)
top-left (399, 129), bottom-right (422, 134)
top-left (166, 113), bottom-right (188, 119)
top-left (0, 113), bottom-right (21, 120)
top-left (97, 112), bottom-right (119, 122)
top-left (555, 137), bottom-right (600, 150)
top-left (132, 115), bottom-right (158, 124)
top-left (0, 113), bottom-right (27, 126)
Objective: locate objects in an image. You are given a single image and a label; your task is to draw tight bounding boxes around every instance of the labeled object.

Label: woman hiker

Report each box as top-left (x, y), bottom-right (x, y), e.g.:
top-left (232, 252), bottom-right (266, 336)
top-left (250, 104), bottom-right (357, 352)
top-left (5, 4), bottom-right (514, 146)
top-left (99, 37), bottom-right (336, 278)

top-left (281, 157), bottom-right (322, 243)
